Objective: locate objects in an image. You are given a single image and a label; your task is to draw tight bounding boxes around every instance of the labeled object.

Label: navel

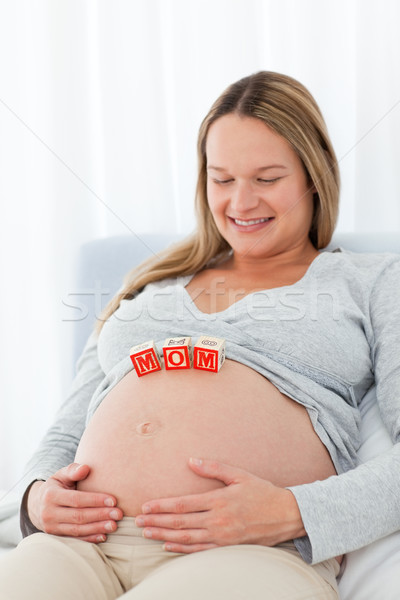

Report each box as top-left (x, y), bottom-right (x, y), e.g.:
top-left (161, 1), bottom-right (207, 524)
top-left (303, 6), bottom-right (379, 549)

top-left (136, 421), bottom-right (158, 436)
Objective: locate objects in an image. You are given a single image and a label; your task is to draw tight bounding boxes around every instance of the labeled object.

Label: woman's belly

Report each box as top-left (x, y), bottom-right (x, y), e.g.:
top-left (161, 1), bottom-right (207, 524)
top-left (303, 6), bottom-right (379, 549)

top-left (75, 360), bottom-right (337, 516)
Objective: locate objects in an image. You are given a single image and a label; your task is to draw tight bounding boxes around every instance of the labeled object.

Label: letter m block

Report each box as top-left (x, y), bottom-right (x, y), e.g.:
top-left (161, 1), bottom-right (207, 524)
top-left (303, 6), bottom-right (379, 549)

top-left (130, 340), bottom-right (162, 377)
top-left (193, 336), bottom-right (225, 373)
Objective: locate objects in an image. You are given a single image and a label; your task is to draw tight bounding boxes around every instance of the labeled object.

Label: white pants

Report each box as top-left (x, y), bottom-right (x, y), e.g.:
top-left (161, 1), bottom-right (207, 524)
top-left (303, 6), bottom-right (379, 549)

top-left (0, 517), bottom-right (340, 599)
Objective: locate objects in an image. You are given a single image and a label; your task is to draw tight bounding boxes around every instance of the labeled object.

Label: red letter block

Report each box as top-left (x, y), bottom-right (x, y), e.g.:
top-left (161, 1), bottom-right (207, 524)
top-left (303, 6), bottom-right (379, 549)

top-left (130, 340), bottom-right (162, 377)
top-left (163, 336), bottom-right (192, 370)
top-left (193, 336), bottom-right (225, 373)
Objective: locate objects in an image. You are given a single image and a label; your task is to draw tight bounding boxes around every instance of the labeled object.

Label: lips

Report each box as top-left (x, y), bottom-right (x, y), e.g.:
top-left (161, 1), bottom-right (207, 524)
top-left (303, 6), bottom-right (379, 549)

top-left (232, 217), bottom-right (273, 226)
top-left (227, 216), bottom-right (274, 232)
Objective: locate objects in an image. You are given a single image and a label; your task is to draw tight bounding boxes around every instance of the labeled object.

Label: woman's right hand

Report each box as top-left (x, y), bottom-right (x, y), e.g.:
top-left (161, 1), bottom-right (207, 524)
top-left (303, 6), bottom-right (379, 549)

top-left (26, 463), bottom-right (123, 543)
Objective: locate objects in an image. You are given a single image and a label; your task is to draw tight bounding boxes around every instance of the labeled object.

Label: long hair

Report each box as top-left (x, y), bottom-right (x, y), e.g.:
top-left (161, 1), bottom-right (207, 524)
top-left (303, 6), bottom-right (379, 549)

top-left (96, 71), bottom-right (340, 332)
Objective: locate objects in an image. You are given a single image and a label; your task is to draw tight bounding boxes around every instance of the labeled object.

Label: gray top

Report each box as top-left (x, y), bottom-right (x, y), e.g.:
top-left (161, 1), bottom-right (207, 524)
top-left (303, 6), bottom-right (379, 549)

top-left (21, 249), bottom-right (400, 564)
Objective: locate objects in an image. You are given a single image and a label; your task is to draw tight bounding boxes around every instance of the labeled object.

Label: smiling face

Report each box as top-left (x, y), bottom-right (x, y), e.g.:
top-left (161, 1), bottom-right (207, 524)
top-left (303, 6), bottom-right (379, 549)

top-left (205, 113), bottom-right (316, 261)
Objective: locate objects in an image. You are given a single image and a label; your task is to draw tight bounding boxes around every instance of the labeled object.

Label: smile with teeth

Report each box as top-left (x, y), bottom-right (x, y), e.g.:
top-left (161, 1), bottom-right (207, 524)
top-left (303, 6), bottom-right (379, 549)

top-left (232, 217), bottom-right (273, 226)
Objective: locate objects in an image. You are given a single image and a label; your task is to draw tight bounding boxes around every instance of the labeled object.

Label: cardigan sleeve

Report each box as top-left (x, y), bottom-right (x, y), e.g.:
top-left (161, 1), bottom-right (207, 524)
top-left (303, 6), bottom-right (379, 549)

top-left (20, 329), bottom-right (106, 537)
top-left (287, 255), bottom-right (400, 564)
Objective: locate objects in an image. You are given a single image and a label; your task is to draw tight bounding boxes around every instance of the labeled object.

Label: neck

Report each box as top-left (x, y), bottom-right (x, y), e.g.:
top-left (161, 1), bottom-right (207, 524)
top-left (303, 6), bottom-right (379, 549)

top-left (227, 241), bottom-right (319, 275)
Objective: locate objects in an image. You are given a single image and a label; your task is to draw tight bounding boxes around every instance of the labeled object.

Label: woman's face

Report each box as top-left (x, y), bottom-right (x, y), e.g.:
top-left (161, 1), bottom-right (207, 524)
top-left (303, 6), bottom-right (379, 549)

top-left (205, 114), bottom-right (316, 260)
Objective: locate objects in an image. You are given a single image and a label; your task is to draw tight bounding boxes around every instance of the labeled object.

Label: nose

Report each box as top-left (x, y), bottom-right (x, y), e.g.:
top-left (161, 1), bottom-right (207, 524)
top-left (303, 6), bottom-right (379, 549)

top-left (230, 181), bottom-right (259, 213)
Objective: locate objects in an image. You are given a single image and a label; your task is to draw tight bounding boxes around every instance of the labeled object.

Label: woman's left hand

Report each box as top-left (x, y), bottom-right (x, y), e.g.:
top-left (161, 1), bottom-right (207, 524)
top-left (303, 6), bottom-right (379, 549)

top-left (134, 458), bottom-right (306, 553)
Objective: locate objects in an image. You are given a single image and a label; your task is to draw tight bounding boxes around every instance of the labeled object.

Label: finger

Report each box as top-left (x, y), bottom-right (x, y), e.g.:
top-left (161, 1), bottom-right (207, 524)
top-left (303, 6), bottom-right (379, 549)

top-left (188, 458), bottom-right (247, 485)
top-left (52, 487), bottom-right (119, 509)
top-left (78, 534), bottom-right (108, 544)
top-left (141, 489), bottom-right (218, 515)
top-left (135, 511), bottom-right (205, 530)
top-left (163, 542), bottom-right (218, 554)
top-left (53, 519), bottom-right (119, 538)
top-left (53, 463), bottom-right (91, 485)
top-left (142, 526), bottom-right (209, 546)
top-left (67, 463), bottom-right (91, 482)
top-left (55, 506), bottom-right (123, 525)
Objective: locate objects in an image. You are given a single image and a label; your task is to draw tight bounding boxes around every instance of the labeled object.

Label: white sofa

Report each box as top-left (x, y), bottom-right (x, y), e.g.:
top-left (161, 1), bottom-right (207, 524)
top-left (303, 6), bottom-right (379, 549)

top-left (1, 231), bottom-right (400, 598)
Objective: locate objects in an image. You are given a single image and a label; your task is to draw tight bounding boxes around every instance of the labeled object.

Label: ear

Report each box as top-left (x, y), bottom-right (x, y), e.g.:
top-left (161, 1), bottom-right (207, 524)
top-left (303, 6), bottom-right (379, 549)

top-left (305, 171), bottom-right (316, 194)
top-left (308, 180), bottom-right (317, 194)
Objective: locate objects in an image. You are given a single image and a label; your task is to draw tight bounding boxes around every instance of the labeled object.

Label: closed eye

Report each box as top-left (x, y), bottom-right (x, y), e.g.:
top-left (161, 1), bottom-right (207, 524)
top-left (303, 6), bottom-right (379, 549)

top-left (212, 177), bottom-right (282, 185)
top-left (258, 177), bottom-right (281, 184)
top-left (212, 178), bottom-right (234, 184)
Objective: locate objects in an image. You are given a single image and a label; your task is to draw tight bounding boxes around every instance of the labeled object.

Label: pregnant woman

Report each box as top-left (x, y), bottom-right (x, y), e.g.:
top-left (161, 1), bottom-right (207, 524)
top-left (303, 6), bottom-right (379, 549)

top-left (1, 71), bottom-right (400, 600)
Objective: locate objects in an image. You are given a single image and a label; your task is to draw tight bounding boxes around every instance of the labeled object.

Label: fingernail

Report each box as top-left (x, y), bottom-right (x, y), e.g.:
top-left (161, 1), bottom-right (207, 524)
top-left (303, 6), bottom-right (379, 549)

top-left (164, 543), bottom-right (173, 551)
top-left (104, 498), bottom-right (115, 507)
top-left (135, 517), bottom-right (145, 527)
top-left (190, 457), bottom-right (202, 465)
top-left (109, 510), bottom-right (120, 520)
top-left (96, 535), bottom-right (106, 543)
top-left (105, 521), bottom-right (114, 532)
top-left (142, 505), bottom-right (151, 514)
top-left (143, 529), bottom-right (152, 538)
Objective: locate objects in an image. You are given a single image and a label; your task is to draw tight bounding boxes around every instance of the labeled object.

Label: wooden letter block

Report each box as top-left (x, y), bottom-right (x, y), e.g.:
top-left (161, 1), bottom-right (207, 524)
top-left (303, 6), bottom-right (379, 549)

top-left (193, 336), bottom-right (225, 373)
top-left (130, 340), bottom-right (162, 377)
top-left (163, 336), bottom-right (192, 370)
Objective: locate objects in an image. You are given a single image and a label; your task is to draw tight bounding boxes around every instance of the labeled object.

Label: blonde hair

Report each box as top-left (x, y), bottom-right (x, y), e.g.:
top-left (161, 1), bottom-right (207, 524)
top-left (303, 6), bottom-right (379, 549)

top-left (96, 71), bottom-right (340, 332)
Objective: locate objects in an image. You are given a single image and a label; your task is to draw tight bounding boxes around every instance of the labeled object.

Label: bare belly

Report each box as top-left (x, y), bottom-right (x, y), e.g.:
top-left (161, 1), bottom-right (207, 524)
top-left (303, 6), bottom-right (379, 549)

top-left (75, 360), bottom-right (336, 516)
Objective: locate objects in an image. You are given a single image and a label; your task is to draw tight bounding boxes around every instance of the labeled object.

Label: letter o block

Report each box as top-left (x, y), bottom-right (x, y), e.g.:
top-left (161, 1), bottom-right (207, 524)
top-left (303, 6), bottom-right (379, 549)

top-left (163, 337), bottom-right (192, 370)
top-left (130, 340), bottom-right (162, 377)
top-left (193, 336), bottom-right (225, 373)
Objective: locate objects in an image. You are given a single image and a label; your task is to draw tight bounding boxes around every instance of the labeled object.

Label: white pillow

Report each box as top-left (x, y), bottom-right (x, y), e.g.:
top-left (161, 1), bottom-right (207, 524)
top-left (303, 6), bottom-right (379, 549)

top-left (0, 491), bottom-right (21, 549)
top-left (338, 386), bottom-right (400, 599)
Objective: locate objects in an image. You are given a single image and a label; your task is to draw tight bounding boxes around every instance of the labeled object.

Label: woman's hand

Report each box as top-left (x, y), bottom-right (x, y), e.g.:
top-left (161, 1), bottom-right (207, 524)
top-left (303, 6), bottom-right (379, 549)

top-left (26, 463), bottom-right (123, 543)
top-left (135, 458), bottom-right (306, 553)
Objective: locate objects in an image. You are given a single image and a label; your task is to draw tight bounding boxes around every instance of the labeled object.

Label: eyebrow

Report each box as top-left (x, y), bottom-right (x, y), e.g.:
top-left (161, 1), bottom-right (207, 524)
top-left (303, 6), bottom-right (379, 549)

top-left (207, 165), bottom-right (287, 172)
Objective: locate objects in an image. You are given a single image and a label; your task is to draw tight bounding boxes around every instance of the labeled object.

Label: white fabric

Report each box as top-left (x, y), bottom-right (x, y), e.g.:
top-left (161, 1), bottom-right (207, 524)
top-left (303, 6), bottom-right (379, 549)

top-left (337, 386), bottom-right (400, 598)
top-left (0, 491), bottom-right (21, 550)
